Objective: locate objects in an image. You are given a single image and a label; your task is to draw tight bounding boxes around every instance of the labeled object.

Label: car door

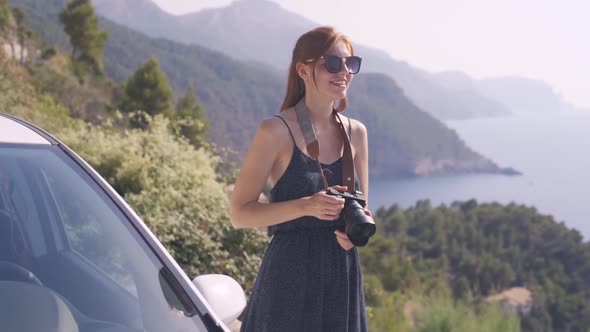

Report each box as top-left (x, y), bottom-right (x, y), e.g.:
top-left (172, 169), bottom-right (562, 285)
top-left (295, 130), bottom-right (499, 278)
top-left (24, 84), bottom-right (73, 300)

top-left (0, 143), bottom-right (222, 331)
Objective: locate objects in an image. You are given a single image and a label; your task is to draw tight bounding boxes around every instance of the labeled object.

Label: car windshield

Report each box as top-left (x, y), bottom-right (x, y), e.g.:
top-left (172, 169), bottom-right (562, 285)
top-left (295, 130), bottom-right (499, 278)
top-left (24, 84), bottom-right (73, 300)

top-left (0, 144), bottom-right (209, 332)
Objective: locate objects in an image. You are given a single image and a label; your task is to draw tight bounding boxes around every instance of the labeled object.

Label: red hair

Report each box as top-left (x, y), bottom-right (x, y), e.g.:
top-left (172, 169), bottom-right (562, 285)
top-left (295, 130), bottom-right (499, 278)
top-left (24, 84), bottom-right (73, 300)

top-left (280, 26), bottom-right (354, 113)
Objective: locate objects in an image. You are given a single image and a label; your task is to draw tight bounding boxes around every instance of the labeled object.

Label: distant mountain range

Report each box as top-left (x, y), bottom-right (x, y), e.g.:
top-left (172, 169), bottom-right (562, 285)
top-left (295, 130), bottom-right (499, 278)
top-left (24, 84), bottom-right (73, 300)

top-left (11, 0), bottom-right (518, 177)
top-left (92, 0), bottom-right (578, 118)
top-left (91, 0), bottom-right (515, 120)
top-left (434, 71), bottom-right (578, 114)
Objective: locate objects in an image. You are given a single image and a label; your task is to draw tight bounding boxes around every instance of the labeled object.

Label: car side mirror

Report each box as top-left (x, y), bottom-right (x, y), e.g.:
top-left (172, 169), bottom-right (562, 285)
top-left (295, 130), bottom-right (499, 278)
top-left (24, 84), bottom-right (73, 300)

top-left (192, 274), bottom-right (246, 326)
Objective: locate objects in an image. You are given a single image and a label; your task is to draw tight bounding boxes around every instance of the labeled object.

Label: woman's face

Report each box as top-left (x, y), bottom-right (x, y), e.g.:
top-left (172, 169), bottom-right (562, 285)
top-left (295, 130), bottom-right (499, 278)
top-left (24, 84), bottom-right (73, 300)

top-left (308, 39), bottom-right (354, 102)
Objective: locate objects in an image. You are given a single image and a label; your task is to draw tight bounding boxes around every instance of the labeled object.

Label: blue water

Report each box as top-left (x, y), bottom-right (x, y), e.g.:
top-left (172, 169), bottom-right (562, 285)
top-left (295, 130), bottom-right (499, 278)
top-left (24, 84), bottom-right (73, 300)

top-left (369, 112), bottom-right (590, 239)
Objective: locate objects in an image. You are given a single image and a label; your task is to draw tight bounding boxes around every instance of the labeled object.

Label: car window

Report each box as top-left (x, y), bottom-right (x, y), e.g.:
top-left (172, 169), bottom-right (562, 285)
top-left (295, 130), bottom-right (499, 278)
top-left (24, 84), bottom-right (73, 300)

top-left (41, 165), bottom-right (138, 296)
top-left (0, 157), bottom-right (46, 257)
top-left (0, 144), bottom-right (211, 332)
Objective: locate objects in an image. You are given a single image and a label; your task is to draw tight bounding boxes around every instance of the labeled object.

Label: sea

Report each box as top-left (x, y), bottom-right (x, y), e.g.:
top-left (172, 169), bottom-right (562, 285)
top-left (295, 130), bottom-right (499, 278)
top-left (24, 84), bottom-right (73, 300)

top-left (369, 112), bottom-right (590, 239)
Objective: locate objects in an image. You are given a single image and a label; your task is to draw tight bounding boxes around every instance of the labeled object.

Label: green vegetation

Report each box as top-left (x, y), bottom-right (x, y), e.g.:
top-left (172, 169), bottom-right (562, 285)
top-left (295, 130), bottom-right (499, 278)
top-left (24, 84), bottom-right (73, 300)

top-left (360, 200), bottom-right (590, 331)
top-left (3, 2), bottom-right (590, 330)
top-left (117, 56), bottom-right (174, 128)
top-left (0, 2), bottom-right (37, 65)
top-left (0, 0), bottom-right (10, 30)
top-left (57, 116), bottom-right (268, 290)
top-left (366, 291), bottom-right (521, 332)
top-left (175, 84), bottom-right (209, 149)
top-left (413, 294), bottom-right (521, 332)
top-left (59, 0), bottom-right (107, 75)
top-left (26, 52), bottom-right (117, 121)
top-left (0, 50), bottom-right (72, 134)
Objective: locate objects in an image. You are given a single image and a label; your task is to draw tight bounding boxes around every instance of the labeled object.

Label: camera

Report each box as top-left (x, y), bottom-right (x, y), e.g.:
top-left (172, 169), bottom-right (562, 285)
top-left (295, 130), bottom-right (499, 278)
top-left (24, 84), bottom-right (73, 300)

top-left (326, 187), bottom-right (376, 247)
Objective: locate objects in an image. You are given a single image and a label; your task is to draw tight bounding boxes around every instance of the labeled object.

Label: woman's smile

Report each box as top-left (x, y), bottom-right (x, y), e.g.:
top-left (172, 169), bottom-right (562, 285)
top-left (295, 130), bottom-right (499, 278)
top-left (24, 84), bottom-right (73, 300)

top-left (330, 79), bottom-right (348, 87)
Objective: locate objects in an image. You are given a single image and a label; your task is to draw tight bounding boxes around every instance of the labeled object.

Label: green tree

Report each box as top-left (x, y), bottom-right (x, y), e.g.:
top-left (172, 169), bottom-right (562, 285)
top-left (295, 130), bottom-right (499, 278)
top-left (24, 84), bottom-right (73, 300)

top-left (118, 57), bottom-right (174, 128)
top-left (59, 0), bottom-right (107, 75)
top-left (0, 0), bottom-right (9, 30)
top-left (11, 7), bottom-right (23, 27)
top-left (11, 7), bottom-right (35, 64)
top-left (175, 85), bottom-right (209, 148)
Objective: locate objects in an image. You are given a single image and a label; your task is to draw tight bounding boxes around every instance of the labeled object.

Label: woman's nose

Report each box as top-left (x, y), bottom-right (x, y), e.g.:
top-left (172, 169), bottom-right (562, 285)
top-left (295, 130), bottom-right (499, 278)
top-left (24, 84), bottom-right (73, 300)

top-left (339, 58), bottom-right (351, 74)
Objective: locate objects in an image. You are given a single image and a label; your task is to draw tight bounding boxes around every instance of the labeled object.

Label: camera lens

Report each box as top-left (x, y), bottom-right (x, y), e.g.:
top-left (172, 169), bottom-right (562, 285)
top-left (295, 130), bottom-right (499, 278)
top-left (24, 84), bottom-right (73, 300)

top-left (348, 223), bottom-right (375, 239)
top-left (342, 200), bottom-right (376, 247)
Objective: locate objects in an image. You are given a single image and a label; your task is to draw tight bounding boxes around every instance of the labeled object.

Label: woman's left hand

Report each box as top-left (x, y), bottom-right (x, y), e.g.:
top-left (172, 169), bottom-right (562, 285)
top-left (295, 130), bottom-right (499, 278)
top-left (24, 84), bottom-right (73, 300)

top-left (334, 208), bottom-right (373, 250)
top-left (334, 230), bottom-right (354, 250)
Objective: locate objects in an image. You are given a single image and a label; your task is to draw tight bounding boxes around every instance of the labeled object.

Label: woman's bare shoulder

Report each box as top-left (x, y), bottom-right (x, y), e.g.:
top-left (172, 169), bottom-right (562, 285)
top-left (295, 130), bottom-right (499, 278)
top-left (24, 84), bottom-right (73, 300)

top-left (257, 109), bottom-right (295, 142)
top-left (340, 114), bottom-right (367, 136)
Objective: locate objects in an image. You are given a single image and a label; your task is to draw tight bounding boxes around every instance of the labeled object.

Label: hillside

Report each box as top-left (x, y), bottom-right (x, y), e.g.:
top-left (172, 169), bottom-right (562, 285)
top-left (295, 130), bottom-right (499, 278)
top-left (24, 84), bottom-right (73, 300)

top-left (346, 74), bottom-right (512, 176)
top-left (362, 200), bottom-right (590, 331)
top-left (11, 0), bottom-right (519, 178)
top-left (435, 71), bottom-right (577, 114)
top-left (90, 0), bottom-right (512, 121)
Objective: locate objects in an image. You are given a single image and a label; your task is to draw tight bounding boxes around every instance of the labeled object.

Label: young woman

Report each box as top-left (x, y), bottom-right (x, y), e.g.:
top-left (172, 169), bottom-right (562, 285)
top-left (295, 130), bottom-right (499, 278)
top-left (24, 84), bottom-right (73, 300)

top-left (230, 26), bottom-right (370, 332)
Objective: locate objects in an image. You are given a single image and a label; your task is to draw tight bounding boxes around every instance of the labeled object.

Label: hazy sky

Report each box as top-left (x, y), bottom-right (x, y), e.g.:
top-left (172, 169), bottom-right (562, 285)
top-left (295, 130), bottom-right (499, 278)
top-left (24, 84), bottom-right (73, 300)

top-left (151, 0), bottom-right (590, 109)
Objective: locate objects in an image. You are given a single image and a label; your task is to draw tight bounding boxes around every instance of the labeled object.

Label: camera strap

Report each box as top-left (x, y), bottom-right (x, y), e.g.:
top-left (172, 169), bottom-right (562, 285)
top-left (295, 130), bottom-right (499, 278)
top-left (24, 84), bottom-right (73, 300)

top-left (294, 100), bottom-right (355, 194)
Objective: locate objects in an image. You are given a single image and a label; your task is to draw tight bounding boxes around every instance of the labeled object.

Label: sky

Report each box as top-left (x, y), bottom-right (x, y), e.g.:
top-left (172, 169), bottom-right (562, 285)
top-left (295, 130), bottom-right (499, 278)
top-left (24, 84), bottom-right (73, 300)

top-left (150, 0), bottom-right (590, 109)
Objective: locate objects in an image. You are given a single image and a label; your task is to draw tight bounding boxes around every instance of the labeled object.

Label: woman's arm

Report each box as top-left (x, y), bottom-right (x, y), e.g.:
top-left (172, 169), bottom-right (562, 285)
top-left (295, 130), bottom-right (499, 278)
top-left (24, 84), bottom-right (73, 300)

top-left (230, 117), bottom-right (345, 229)
top-left (352, 119), bottom-right (369, 204)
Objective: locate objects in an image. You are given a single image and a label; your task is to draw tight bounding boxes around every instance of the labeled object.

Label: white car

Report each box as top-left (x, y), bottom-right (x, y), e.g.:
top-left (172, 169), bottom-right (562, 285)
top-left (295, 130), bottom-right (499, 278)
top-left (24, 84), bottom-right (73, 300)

top-left (0, 113), bottom-right (246, 332)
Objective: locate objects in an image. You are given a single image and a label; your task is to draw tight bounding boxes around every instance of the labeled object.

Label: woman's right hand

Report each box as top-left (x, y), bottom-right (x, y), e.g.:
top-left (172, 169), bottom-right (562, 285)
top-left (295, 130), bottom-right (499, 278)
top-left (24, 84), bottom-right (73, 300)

top-left (304, 185), bottom-right (347, 220)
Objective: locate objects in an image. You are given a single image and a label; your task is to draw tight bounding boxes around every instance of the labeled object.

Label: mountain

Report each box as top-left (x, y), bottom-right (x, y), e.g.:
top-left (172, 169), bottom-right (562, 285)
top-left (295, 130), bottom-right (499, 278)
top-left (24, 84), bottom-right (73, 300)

top-left (10, 0), bottom-right (284, 152)
top-left (92, 0), bottom-right (314, 67)
top-left (477, 77), bottom-right (577, 113)
top-left (10, 0), bottom-right (517, 178)
top-left (91, 0), bottom-right (512, 120)
top-left (347, 73), bottom-right (512, 176)
top-left (92, 0), bottom-right (181, 40)
top-left (435, 71), bottom-right (577, 114)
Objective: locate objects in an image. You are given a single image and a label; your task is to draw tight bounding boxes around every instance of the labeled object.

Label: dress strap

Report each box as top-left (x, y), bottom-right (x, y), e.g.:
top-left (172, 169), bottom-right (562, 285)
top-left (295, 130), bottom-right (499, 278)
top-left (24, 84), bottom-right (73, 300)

top-left (347, 117), bottom-right (352, 141)
top-left (273, 115), bottom-right (296, 144)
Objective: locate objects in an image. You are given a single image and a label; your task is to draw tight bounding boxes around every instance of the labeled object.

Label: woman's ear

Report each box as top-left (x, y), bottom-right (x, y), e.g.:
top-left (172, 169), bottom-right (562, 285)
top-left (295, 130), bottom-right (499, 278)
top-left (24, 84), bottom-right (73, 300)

top-left (296, 62), bottom-right (309, 81)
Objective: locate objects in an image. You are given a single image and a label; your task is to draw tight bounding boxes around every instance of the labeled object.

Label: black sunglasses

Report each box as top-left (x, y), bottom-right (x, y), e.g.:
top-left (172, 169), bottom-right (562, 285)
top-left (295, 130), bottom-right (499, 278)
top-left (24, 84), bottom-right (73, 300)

top-left (306, 54), bottom-right (363, 75)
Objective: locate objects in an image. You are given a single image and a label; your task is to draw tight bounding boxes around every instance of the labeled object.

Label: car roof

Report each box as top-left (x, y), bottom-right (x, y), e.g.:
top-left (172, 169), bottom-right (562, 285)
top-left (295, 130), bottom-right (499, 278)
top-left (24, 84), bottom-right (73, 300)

top-left (0, 114), bottom-right (52, 145)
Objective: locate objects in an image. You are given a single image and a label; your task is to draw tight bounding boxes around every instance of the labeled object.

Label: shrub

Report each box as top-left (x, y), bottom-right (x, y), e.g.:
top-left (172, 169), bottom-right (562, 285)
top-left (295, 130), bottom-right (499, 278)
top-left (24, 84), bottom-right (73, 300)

top-left (56, 115), bottom-right (268, 291)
